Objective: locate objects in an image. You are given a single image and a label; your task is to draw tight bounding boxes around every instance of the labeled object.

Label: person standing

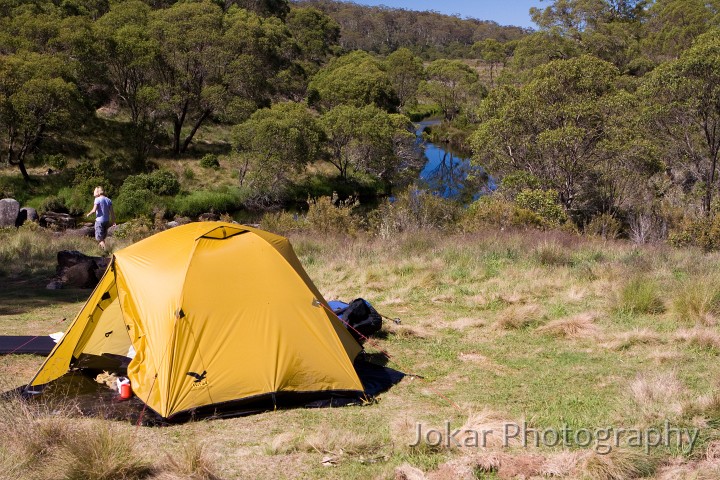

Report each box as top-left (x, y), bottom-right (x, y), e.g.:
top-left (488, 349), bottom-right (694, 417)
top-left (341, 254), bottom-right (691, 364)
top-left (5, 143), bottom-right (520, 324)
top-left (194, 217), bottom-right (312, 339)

top-left (86, 186), bottom-right (115, 251)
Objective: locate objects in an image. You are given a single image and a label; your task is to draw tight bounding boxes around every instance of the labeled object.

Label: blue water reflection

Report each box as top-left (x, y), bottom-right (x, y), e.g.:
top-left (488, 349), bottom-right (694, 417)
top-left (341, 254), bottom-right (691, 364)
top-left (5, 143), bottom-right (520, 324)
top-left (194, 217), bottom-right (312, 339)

top-left (415, 119), bottom-right (491, 202)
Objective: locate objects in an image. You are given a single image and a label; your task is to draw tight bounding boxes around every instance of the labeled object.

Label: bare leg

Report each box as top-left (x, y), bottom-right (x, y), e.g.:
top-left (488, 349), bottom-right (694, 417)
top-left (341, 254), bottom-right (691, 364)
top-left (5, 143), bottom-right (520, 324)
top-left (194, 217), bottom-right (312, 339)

top-left (99, 240), bottom-right (106, 251)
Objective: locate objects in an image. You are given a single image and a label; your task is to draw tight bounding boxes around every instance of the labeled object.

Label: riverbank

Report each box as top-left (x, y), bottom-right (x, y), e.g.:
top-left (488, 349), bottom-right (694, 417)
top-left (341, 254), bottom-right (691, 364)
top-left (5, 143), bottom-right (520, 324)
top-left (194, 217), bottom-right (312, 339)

top-left (2, 227), bottom-right (720, 479)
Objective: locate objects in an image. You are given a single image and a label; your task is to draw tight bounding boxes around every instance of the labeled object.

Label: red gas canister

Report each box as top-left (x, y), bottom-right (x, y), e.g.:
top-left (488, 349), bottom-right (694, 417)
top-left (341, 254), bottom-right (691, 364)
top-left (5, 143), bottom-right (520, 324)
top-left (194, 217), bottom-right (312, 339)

top-left (120, 382), bottom-right (132, 399)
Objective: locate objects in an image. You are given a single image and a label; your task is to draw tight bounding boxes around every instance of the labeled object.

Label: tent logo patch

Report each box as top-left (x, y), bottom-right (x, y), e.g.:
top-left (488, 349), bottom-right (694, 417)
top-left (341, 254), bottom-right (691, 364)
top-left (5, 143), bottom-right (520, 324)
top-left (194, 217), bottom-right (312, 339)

top-left (187, 370), bottom-right (208, 388)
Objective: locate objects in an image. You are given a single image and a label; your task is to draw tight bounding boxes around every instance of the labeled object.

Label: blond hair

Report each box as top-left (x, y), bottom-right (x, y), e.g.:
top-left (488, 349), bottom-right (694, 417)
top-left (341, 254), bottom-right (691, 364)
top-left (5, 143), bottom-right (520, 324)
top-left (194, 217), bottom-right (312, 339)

top-left (93, 186), bottom-right (104, 196)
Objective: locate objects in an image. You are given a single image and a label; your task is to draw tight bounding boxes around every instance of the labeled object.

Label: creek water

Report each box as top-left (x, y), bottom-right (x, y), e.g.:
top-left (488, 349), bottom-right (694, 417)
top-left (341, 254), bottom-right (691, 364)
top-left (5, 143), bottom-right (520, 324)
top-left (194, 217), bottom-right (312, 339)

top-left (415, 119), bottom-right (489, 202)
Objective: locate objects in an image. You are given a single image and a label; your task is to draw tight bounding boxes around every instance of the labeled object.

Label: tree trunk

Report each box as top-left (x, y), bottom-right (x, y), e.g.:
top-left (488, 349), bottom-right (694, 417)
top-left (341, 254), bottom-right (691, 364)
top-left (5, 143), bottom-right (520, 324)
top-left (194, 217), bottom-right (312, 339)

top-left (172, 101), bottom-right (189, 155)
top-left (17, 158), bottom-right (30, 182)
top-left (180, 109), bottom-right (212, 154)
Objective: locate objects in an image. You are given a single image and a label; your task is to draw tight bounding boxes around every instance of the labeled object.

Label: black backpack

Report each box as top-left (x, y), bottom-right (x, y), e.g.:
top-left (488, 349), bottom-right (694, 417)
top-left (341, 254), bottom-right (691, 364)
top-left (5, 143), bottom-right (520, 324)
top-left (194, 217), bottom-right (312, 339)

top-left (337, 298), bottom-right (383, 344)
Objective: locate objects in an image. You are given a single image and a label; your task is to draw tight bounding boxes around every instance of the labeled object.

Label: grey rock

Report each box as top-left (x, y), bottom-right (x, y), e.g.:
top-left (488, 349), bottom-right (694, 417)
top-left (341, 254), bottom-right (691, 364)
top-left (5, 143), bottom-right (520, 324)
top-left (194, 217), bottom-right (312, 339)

top-left (17, 207), bottom-right (39, 226)
top-left (165, 221), bottom-right (180, 229)
top-left (174, 216), bottom-right (192, 225)
top-left (0, 198), bottom-right (20, 227)
top-left (66, 226), bottom-right (95, 238)
top-left (40, 212), bottom-right (76, 230)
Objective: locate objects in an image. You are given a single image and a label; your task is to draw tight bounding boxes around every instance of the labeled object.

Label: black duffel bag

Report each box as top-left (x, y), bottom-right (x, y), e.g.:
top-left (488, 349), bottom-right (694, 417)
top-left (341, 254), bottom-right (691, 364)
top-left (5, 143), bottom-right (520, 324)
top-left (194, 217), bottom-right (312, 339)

top-left (337, 298), bottom-right (383, 344)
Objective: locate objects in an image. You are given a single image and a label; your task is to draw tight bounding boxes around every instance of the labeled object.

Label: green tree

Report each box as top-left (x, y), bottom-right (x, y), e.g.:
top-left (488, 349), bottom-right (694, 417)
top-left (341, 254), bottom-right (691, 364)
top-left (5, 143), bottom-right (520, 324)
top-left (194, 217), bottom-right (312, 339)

top-left (286, 6), bottom-right (339, 65)
top-left (642, 0), bottom-right (718, 62)
top-left (640, 29), bottom-right (720, 214)
top-left (472, 38), bottom-right (507, 87)
top-left (384, 47), bottom-right (424, 110)
top-left (509, 30), bottom-right (581, 72)
top-left (418, 59), bottom-right (484, 121)
top-left (529, 0), bottom-right (647, 71)
top-left (95, 1), bottom-right (160, 165)
top-left (232, 101), bottom-right (323, 197)
top-left (319, 104), bottom-right (413, 181)
top-left (471, 55), bottom-right (619, 212)
top-left (0, 52), bottom-right (79, 181)
top-left (307, 51), bottom-right (398, 111)
top-left (149, 1), bottom-right (225, 155)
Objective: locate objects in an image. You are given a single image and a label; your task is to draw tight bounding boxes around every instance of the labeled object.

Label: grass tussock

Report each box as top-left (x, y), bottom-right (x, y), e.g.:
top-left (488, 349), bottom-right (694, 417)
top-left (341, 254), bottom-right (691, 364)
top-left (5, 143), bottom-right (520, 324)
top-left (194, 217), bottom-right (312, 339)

top-left (457, 410), bottom-right (523, 449)
top-left (537, 312), bottom-right (600, 339)
top-left (533, 240), bottom-right (573, 267)
top-left (161, 441), bottom-right (221, 480)
top-left (60, 422), bottom-right (154, 480)
top-left (615, 277), bottom-right (665, 315)
top-left (603, 328), bottom-right (664, 351)
top-left (630, 371), bottom-right (685, 420)
top-left (303, 424), bottom-right (388, 458)
top-left (540, 450), bottom-right (585, 477)
top-left (0, 396), bottom-right (154, 480)
top-left (674, 327), bottom-right (720, 350)
top-left (672, 277), bottom-right (720, 325)
top-left (494, 303), bottom-right (543, 330)
top-left (578, 448), bottom-right (656, 480)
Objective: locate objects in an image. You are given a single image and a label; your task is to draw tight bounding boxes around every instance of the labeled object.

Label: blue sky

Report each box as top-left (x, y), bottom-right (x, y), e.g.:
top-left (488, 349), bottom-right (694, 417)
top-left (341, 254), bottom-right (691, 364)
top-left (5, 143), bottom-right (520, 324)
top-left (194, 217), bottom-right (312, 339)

top-left (339, 0), bottom-right (546, 28)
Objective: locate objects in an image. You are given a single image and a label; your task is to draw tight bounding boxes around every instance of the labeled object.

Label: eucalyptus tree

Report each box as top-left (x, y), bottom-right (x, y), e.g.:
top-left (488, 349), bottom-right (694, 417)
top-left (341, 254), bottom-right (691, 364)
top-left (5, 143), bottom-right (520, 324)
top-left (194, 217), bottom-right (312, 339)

top-left (384, 48), bottom-right (424, 110)
top-left (307, 51), bottom-right (398, 112)
top-left (232, 101), bottom-right (323, 198)
top-left (95, 0), bottom-right (160, 165)
top-left (418, 59), bottom-right (484, 121)
top-left (0, 52), bottom-right (79, 181)
top-left (471, 55), bottom-right (620, 213)
top-left (640, 29), bottom-right (720, 215)
top-left (642, 0), bottom-right (719, 62)
top-left (319, 104), bottom-right (414, 181)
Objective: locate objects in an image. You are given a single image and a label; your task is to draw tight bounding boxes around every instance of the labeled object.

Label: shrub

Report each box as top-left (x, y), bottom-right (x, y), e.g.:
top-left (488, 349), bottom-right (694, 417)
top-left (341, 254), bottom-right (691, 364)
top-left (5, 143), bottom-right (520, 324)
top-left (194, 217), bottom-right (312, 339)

top-left (183, 166), bottom-right (195, 180)
top-left (71, 161), bottom-right (104, 186)
top-left (115, 188), bottom-right (157, 220)
top-left (498, 171), bottom-right (541, 198)
top-left (669, 216), bottom-right (720, 250)
top-left (459, 195), bottom-right (543, 232)
top-left (515, 189), bottom-right (568, 226)
top-left (371, 189), bottom-right (460, 236)
top-left (585, 213), bottom-right (622, 239)
top-left (306, 196), bottom-right (359, 235)
top-left (122, 170), bottom-right (180, 197)
top-left (199, 154), bottom-right (220, 169)
top-left (112, 217), bottom-right (153, 242)
top-left (39, 195), bottom-right (68, 214)
top-left (60, 177), bottom-right (114, 215)
top-left (35, 153), bottom-right (67, 170)
top-left (170, 187), bottom-right (246, 217)
top-left (260, 210), bottom-right (305, 235)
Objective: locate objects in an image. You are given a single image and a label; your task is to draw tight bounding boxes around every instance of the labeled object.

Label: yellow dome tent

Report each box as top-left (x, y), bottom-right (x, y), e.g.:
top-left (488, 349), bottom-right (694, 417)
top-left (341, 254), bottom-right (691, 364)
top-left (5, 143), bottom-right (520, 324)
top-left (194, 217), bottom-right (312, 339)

top-left (27, 222), bottom-right (364, 420)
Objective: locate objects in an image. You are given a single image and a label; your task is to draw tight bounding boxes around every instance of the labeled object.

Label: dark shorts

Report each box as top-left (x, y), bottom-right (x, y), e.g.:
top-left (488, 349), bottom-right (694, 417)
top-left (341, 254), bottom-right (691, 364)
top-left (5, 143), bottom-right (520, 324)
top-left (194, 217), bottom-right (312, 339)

top-left (95, 221), bottom-right (110, 241)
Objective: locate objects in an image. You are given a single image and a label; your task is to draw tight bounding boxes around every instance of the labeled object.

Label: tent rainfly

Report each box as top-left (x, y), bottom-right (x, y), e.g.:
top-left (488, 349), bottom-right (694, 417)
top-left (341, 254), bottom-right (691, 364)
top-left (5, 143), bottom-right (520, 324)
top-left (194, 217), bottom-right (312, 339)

top-left (26, 222), bottom-right (365, 420)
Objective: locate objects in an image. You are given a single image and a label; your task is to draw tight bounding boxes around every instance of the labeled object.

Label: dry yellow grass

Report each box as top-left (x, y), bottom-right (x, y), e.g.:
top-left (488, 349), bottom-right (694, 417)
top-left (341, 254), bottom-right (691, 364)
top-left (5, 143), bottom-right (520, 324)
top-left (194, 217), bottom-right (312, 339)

top-left (629, 371), bottom-right (686, 420)
top-left (537, 312), bottom-right (601, 339)
top-left (494, 303), bottom-right (544, 330)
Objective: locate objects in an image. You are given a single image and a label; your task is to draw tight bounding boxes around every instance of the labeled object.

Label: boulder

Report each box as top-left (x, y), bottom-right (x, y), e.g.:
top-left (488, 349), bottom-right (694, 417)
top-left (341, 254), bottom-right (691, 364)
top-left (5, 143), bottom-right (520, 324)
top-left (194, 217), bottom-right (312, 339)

top-left (16, 207), bottom-right (39, 226)
top-left (174, 216), bottom-right (192, 225)
top-left (40, 212), bottom-right (76, 230)
top-left (66, 225), bottom-right (95, 238)
top-left (49, 250), bottom-right (111, 289)
top-left (107, 224), bottom-right (119, 237)
top-left (0, 198), bottom-right (20, 227)
top-left (198, 213), bottom-right (220, 222)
